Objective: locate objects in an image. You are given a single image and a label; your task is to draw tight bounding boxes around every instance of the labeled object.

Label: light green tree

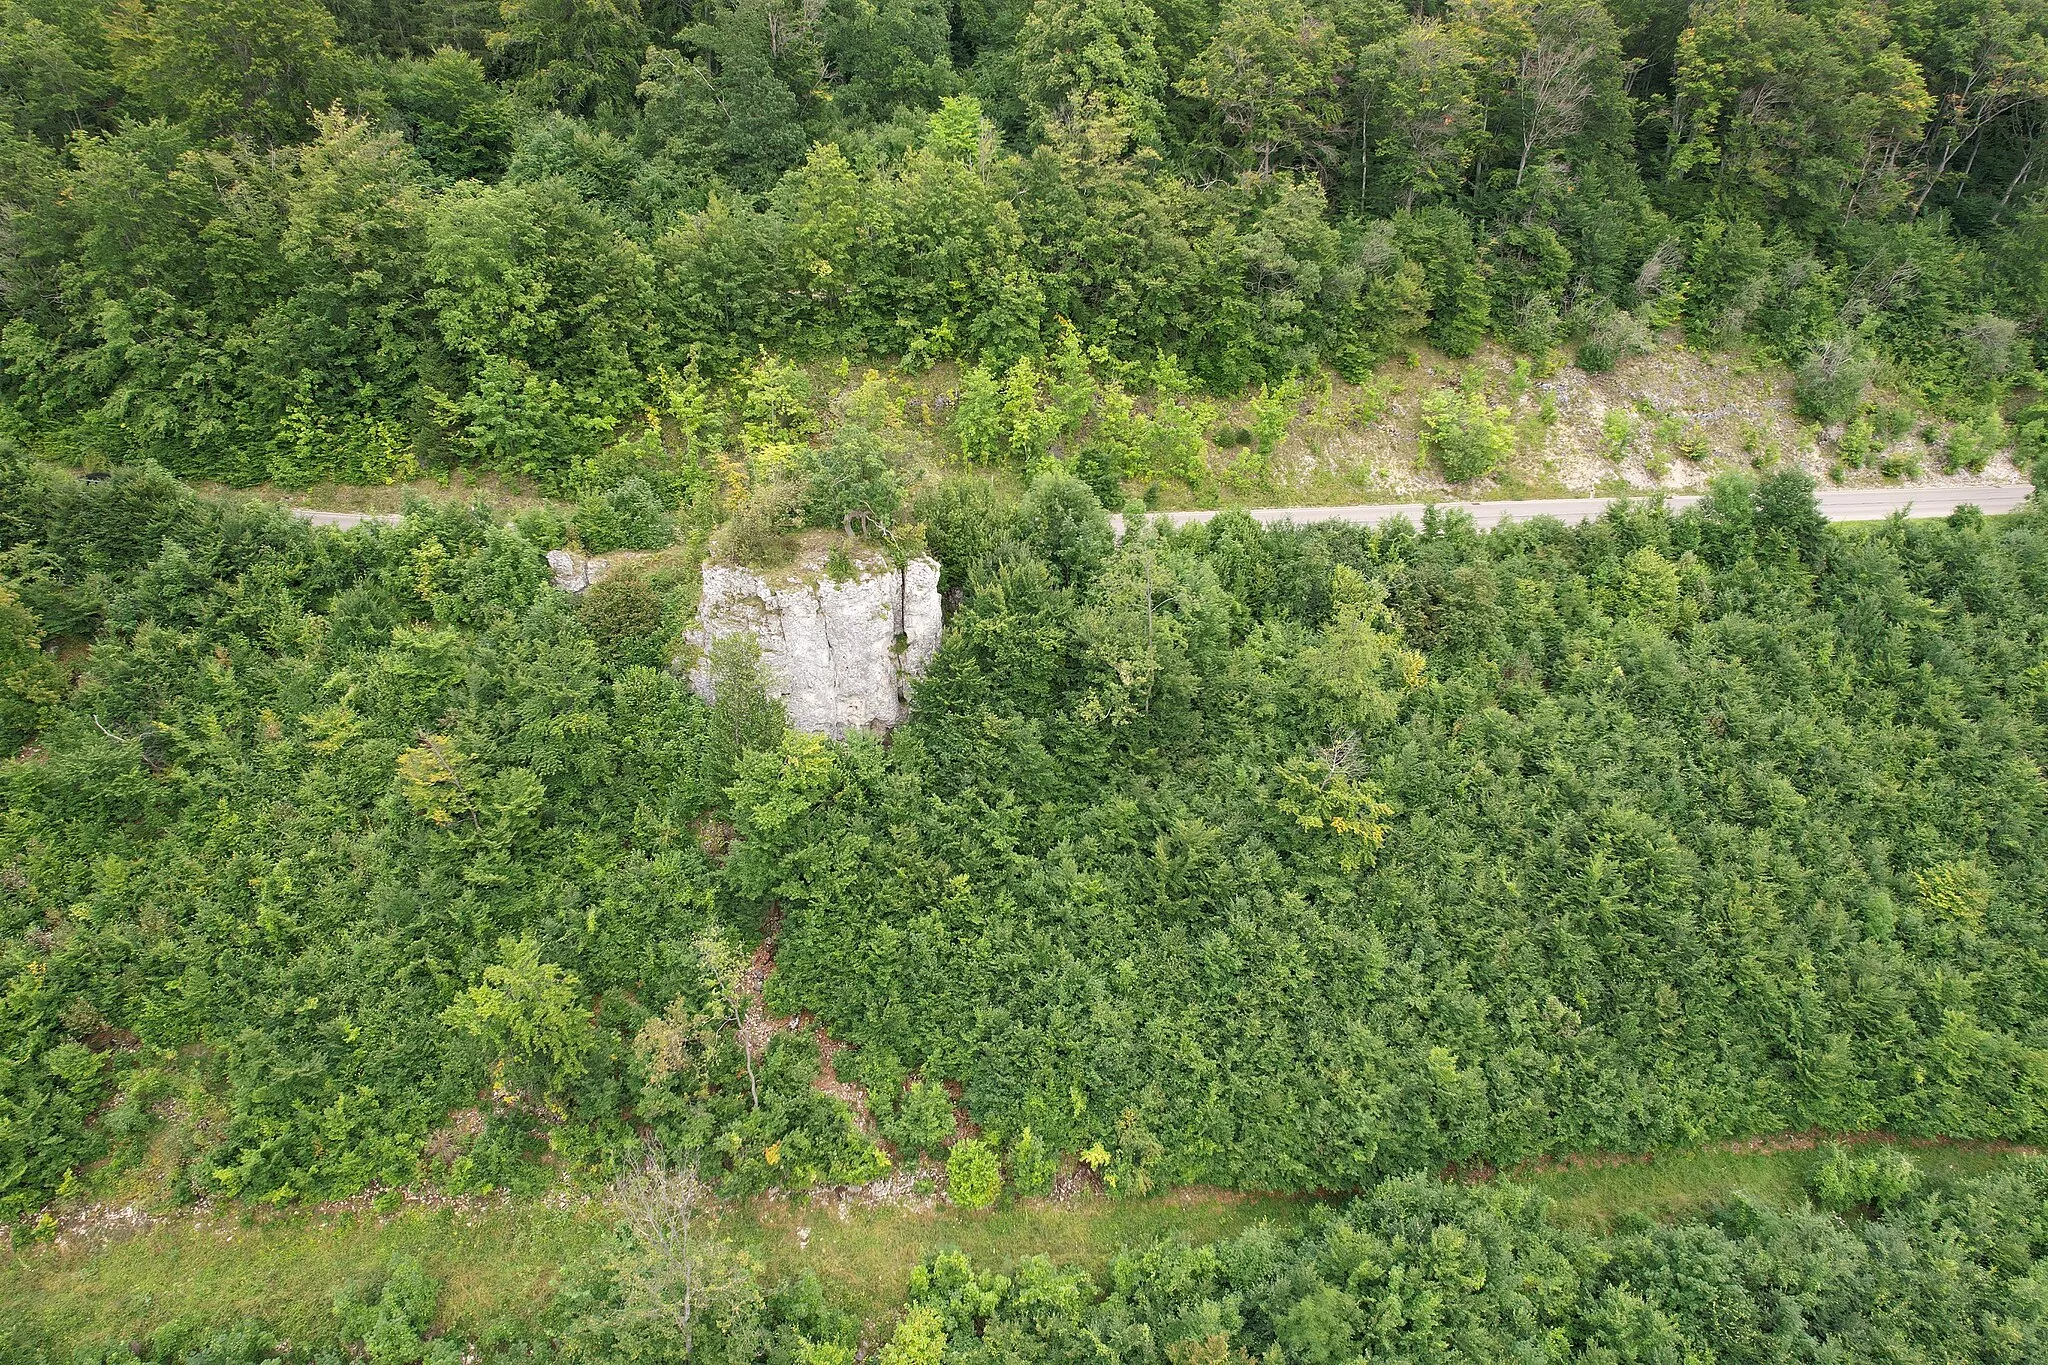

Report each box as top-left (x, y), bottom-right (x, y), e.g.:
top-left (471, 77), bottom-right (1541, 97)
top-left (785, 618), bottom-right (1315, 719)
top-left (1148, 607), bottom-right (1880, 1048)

top-left (441, 934), bottom-right (595, 1094)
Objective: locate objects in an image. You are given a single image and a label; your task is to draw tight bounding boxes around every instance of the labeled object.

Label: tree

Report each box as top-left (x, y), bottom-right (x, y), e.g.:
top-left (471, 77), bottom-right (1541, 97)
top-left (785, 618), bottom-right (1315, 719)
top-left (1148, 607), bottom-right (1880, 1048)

top-left (441, 935), bottom-right (597, 1094)
top-left (578, 1154), bottom-right (762, 1361)
top-left (488, 0), bottom-right (649, 121)
top-left (1509, 0), bottom-right (1615, 186)
top-left (1908, 0), bottom-right (2048, 213)
top-left (824, 0), bottom-right (956, 123)
top-left (1016, 0), bottom-right (1169, 147)
top-left (704, 631), bottom-right (788, 783)
top-left (695, 922), bottom-right (763, 1110)
top-left (803, 425), bottom-right (903, 535)
top-left (1359, 20), bottom-right (1478, 208)
top-left (105, 0), bottom-right (351, 145)
top-left (1179, 0), bottom-right (1351, 176)
top-left (1017, 471), bottom-right (1113, 587)
top-left (1667, 0), bottom-right (1932, 226)
top-left (423, 178), bottom-right (656, 482)
top-left (383, 47), bottom-right (513, 180)
top-left (0, 0), bottom-right (117, 144)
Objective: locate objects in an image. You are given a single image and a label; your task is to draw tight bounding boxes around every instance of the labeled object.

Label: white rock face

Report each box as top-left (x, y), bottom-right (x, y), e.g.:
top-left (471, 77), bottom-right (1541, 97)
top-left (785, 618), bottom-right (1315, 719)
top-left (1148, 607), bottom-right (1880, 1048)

top-left (546, 549), bottom-right (613, 593)
top-left (689, 553), bottom-right (942, 737)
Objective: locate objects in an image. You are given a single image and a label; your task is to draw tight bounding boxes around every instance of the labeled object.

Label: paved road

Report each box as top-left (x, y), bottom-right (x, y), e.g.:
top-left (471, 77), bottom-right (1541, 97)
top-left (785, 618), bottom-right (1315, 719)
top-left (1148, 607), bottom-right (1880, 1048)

top-left (288, 481), bottom-right (2032, 535)
top-left (1115, 481), bottom-right (2033, 534)
top-left (290, 508), bottom-right (403, 529)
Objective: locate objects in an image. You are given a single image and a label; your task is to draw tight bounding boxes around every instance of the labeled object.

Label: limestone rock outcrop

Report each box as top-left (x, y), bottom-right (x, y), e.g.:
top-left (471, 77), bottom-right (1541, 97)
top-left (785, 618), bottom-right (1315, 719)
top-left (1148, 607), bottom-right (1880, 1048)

top-left (546, 548), bottom-right (613, 593)
top-left (688, 549), bottom-right (941, 736)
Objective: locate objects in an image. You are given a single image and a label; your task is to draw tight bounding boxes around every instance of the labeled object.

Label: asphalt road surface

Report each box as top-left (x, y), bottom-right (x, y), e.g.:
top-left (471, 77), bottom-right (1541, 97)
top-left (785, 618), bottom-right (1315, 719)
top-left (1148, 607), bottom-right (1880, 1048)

top-left (289, 508), bottom-right (403, 529)
top-left (1117, 480), bottom-right (2033, 533)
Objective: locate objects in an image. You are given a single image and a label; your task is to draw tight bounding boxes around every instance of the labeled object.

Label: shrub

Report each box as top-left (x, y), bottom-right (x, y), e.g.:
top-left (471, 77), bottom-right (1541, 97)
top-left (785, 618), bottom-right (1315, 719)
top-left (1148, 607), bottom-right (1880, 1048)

top-left (1807, 1144), bottom-right (1921, 1212)
top-left (1793, 339), bottom-right (1873, 424)
top-left (1007, 1126), bottom-right (1057, 1197)
top-left (712, 481), bottom-right (803, 567)
top-left (1420, 387), bottom-right (1514, 483)
top-left (945, 1137), bottom-right (1001, 1209)
top-left (1942, 412), bottom-right (2000, 474)
top-left (1575, 306), bottom-right (1652, 374)
top-left (513, 505), bottom-right (569, 549)
top-left (885, 1080), bottom-right (956, 1159)
top-left (575, 477), bottom-right (674, 553)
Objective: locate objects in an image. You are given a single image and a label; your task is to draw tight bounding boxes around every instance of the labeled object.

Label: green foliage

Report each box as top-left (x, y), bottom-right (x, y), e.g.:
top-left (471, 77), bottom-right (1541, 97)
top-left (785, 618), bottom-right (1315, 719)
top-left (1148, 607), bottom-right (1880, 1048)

top-left (945, 1137), bottom-right (1002, 1208)
top-left (3, 0), bottom-right (2038, 490)
top-left (1806, 1143), bottom-right (1922, 1212)
top-left (1007, 1126), bottom-right (1057, 1196)
top-left (871, 1163), bottom-right (2048, 1364)
top-left (885, 1081), bottom-right (957, 1161)
top-left (381, 48), bottom-right (513, 182)
top-left (573, 478), bottom-right (675, 554)
top-left (1419, 385), bottom-right (1513, 482)
top-left (744, 476), bottom-right (2048, 1192)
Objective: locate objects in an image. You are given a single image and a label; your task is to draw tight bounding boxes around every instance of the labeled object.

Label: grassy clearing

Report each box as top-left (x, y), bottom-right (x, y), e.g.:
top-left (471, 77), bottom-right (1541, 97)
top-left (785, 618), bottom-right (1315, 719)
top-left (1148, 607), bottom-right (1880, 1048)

top-left (1, 1191), bottom-right (1302, 1350)
top-left (727, 1190), bottom-right (1308, 1324)
top-left (1516, 1140), bottom-right (2032, 1230)
top-left (3, 1201), bottom-right (606, 1349)
top-left (4, 1141), bottom-right (2033, 1351)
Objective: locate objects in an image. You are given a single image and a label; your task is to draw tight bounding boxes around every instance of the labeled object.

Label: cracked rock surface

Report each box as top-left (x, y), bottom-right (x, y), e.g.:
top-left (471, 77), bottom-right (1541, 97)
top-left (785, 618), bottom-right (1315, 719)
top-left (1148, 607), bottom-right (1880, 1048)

top-left (688, 550), bottom-right (941, 736)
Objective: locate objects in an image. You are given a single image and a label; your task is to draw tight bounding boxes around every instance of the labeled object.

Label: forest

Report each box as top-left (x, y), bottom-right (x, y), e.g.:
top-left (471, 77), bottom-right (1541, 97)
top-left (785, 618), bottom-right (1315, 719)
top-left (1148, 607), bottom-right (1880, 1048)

top-left (7, 0), bottom-right (2048, 1355)
top-left (3, 449), bottom-right (2046, 1225)
top-left (1, 0), bottom-right (2046, 496)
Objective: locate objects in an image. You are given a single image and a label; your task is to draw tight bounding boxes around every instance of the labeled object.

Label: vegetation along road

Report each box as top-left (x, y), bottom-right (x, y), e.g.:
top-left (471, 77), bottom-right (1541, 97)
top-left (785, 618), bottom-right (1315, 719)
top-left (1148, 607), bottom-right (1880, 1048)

top-left (298, 480), bottom-right (2031, 536)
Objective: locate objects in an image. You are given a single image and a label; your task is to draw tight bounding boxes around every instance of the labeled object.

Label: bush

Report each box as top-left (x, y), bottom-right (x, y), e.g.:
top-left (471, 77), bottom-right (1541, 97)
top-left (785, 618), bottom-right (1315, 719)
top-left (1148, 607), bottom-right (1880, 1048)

top-left (1942, 412), bottom-right (2001, 474)
top-left (945, 1138), bottom-right (1001, 1209)
top-left (712, 481), bottom-right (803, 567)
top-left (1575, 306), bottom-right (1653, 374)
top-left (1420, 387), bottom-right (1514, 482)
top-left (513, 505), bottom-right (569, 549)
top-left (884, 1080), bottom-right (956, 1159)
top-left (804, 426), bottom-right (902, 535)
top-left (1794, 339), bottom-right (1874, 424)
top-left (575, 478), bottom-right (674, 553)
top-left (1807, 1144), bottom-right (1922, 1212)
top-left (1007, 1127), bottom-right (1057, 1197)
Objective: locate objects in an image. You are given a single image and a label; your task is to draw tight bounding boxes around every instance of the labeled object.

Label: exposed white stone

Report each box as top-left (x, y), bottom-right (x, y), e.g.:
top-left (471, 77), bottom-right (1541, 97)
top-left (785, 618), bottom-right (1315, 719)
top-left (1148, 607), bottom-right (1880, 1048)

top-left (547, 549), bottom-right (612, 593)
top-left (689, 550), bottom-right (942, 736)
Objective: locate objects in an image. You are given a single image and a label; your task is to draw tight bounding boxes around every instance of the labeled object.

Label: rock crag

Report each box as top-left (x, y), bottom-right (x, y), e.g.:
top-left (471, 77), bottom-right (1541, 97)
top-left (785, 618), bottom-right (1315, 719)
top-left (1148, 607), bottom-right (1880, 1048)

top-left (688, 549), bottom-right (941, 737)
